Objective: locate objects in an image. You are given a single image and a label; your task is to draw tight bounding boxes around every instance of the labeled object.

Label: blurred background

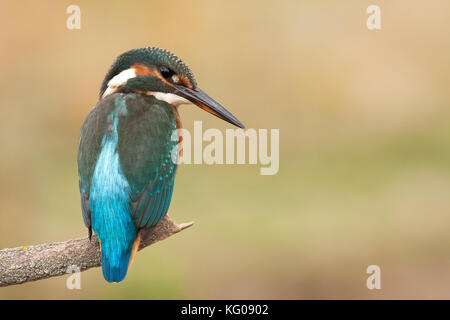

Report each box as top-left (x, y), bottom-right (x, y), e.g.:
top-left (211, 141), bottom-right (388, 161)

top-left (1, 0), bottom-right (450, 299)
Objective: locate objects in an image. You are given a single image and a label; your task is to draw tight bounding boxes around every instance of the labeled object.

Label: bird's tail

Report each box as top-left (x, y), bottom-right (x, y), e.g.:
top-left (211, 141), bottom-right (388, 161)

top-left (99, 230), bottom-right (141, 283)
top-left (91, 191), bottom-right (138, 282)
top-left (100, 241), bottom-right (133, 283)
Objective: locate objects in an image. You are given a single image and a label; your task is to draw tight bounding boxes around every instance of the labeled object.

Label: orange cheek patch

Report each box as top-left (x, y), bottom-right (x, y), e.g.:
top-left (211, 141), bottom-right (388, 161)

top-left (179, 75), bottom-right (193, 88)
top-left (131, 64), bottom-right (176, 89)
top-left (131, 64), bottom-right (156, 77)
top-left (131, 64), bottom-right (191, 90)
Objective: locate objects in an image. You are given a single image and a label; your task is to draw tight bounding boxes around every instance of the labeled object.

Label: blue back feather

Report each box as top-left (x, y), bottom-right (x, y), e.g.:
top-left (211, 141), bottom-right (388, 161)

top-left (89, 97), bottom-right (137, 282)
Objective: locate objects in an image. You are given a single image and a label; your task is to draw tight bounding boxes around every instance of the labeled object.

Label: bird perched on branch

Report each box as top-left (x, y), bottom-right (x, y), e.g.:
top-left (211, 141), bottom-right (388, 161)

top-left (77, 47), bottom-right (244, 282)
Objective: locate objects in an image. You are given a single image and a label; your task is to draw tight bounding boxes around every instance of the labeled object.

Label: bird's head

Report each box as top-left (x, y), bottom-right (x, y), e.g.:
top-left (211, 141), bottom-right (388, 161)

top-left (100, 47), bottom-right (244, 128)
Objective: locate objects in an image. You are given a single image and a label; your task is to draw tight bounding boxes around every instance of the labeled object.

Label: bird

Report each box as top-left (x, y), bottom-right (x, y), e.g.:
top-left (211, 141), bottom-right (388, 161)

top-left (77, 47), bottom-right (244, 283)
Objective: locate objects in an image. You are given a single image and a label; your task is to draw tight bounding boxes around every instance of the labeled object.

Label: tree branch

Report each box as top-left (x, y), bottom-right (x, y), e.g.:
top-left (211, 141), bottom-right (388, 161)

top-left (0, 215), bottom-right (193, 287)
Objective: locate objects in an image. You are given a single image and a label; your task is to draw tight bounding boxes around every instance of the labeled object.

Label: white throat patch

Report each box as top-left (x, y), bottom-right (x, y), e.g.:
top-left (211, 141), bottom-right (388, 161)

top-left (152, 92), bottom-right (190, 106)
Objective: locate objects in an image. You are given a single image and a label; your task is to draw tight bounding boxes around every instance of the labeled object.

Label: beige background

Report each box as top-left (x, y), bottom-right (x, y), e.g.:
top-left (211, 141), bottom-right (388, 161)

top-left (1, 0), bottom-right (450, 299)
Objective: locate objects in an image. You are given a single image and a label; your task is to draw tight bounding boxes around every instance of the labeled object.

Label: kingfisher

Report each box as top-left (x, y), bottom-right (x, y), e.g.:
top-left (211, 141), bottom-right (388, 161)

top-left (77, 47), bottom-right (244, 283)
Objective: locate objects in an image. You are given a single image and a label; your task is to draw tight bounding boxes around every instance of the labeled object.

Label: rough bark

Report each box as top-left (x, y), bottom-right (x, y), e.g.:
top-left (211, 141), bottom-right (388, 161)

top-left (0, 215), bottom-right (193, 287)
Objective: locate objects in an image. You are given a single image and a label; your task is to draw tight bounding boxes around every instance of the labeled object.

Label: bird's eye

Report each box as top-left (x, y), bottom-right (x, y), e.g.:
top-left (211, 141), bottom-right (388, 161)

top-left (159, 66), bottom-right (175, 79)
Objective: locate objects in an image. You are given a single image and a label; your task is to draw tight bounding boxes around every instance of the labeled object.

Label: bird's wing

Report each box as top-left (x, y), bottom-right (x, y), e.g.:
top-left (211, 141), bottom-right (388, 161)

top-left (130, 173), bottom-right (176, 228)
top-left (115, 94), bottom-right (179, 228)
top-left (77, 98), bottom-right (110, 236)
top-left (77, 93), bottom-right (179, 231)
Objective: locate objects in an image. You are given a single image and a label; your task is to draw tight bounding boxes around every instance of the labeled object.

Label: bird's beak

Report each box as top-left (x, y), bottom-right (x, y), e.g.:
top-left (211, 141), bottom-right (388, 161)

top-left (174, 86), bottom-right (245, 128)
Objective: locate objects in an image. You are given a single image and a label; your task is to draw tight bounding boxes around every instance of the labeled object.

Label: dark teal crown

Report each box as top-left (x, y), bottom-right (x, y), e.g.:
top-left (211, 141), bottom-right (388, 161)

top-left (100, 47), bottom-right (197, 98)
